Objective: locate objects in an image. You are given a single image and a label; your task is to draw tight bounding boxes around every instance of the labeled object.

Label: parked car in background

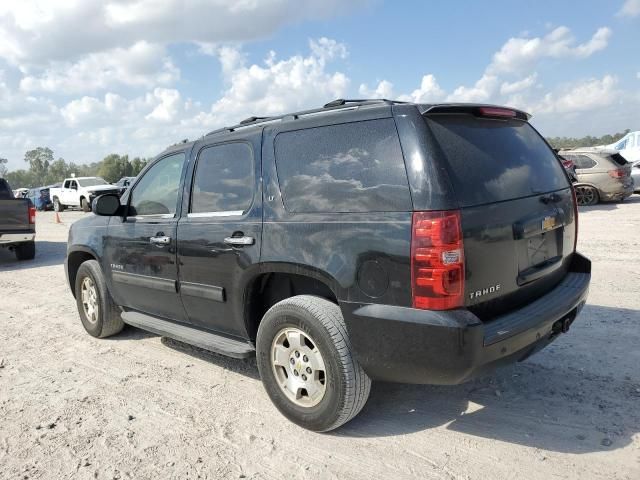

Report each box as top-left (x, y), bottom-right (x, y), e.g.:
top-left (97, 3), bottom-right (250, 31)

top-left (114, 176), bottom-right (136, 196)
top-left (66, 100), bottom-right (590, 432)
top-left (28, 186), bottom-right (53, 211)
top-left (0, 178), bottom-right (36, 260)
top-left (558, 149), bottom-right (633, 205)
top-left (13, 188), bottom-right (29, 199)
top-left (598, 131), bottom-right (640, 163)
top-left (631, 161), bottom-right (640, 194)
top-left (50, 176), bottom-right (121, 212)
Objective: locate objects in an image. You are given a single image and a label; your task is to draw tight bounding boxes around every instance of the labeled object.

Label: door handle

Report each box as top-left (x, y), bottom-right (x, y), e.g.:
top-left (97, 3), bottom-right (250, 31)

top-left (150, 235), bottom-right (171, 246)
top-left (223, 236), bottom-right (255, 246)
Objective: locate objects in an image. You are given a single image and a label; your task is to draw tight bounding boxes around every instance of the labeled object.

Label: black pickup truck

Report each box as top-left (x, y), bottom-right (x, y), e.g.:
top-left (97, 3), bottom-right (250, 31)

top-left (65, 100), bottom-right (590, 431)
top-left (0, 178), bottom-right (36, 260)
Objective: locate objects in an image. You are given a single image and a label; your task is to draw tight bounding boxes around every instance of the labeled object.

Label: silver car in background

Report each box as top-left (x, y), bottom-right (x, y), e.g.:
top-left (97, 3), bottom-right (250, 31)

top-left (559, 149), bottom-right (634, 205)
top-left (631, 161), bottom-right (640, 194)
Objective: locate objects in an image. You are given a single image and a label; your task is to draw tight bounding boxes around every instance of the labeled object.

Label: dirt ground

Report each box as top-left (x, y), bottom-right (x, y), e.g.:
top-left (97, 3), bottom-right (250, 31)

top-left (1, 200), bottom-right (639, 480)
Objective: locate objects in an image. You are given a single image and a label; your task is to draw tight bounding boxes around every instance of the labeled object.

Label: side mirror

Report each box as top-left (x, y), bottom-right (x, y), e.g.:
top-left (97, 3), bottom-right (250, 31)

top-left (93, 194), bottom-right (122, 216)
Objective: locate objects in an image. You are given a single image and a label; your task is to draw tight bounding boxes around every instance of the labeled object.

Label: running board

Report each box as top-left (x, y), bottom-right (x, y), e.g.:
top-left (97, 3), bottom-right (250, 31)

top-left (121, 311), bottom-right (255, 359)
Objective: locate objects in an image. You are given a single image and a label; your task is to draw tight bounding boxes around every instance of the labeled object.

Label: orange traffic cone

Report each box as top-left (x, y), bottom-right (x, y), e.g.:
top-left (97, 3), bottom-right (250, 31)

top-left (54, 211), bottom-right (62, 224)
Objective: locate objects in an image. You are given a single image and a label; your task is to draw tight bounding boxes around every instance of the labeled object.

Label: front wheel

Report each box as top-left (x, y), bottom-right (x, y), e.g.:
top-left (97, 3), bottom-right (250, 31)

top-left (256, 295), bottom-right (371, 432)
top-left (81, 197), bottom-right (91, 212)
top-left (75, 260), bottom-right (124, 338)
top-left (53, 198), bottom-right (65, 212)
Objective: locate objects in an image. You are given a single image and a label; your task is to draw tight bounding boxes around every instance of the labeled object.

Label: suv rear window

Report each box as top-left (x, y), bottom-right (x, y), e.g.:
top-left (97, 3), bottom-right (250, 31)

top-left (609, 153), bottom-right (628, 166)
top-left (425, 115), bottom-right (568, 207)
top-left (274, 119), bottom-right (411, 213)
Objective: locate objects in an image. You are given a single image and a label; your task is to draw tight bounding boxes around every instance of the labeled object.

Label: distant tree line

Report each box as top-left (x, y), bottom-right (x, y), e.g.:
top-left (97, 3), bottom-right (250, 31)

top-left (545, 129), bottom-right (630, 149)
top-left (0, 147), bottom-right (150, 188)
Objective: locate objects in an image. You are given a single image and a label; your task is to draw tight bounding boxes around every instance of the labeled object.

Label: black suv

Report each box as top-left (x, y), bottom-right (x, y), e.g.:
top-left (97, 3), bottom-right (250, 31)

top-left (65, 99), bottom-right (591, 431)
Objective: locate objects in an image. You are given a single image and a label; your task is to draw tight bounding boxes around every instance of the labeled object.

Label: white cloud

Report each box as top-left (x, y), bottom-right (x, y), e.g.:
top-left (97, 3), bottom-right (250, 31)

top-left (0, 1), bottom-right (365, 65)
top-left (618, 0), bottom-right (640, 17)
top-left (489, 26), bottom-right (611, 75)
top-left (500, 74), bottom-right (538, 95)
top-left (533, 75), bottom-right (619, 114)
top-left (19, 42), bottom-right (179, 94)
top-left (359, 80), bottom-right (395, 98)
top-left (447, 74), bottom-right (499, 103)
top-left (202, 38), bottom-right (350, 124)
top-left (400, 75), bottom-right (446, 103)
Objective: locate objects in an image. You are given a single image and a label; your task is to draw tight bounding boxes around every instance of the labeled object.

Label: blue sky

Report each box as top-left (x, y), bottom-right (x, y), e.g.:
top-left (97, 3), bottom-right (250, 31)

top-left (0, 0), bottom-right (638, 170)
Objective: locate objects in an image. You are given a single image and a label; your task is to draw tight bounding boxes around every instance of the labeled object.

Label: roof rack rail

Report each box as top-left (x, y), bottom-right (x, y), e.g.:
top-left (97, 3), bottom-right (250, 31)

top-left (323, 98), bottom-right (404, 108)
top-left (239, 116), bottom-right (272, 125)
top-left (204, 99), bottom-right (402, 137)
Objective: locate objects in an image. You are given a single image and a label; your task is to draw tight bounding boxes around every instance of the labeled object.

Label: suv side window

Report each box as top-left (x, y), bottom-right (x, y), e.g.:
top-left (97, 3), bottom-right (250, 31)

top-left (190, 143), bottom-right (254, 214)
top-left (274, 118), bottom-right (411, 213)
top-left (129, 152), bottom-right (185, 216)
top-left (575, 155), bottom-right (597, 169)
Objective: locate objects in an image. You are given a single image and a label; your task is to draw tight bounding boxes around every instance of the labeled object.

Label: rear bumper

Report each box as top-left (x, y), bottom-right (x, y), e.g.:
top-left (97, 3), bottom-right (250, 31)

top-left (0, 232), bottom-right (35, 245)
top-left (341, 252), bottom-right (591, 385)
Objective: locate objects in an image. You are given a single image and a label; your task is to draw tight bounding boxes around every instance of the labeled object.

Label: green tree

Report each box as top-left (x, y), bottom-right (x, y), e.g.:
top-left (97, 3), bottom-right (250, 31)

top-left (24, 147), bottom-right (54, 184)
top-left (0, 158), bottom-right (7, 178)
top-left (546, 129), bottom-right (631, 149)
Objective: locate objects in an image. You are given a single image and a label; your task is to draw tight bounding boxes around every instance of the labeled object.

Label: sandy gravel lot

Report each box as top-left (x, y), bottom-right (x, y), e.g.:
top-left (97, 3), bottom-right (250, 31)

top-left (1, 200), bottom-right (639, 480)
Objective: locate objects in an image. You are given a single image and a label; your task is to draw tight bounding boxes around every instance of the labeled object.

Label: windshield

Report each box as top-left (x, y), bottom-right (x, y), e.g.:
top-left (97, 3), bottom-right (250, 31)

top-left (425, 115), bottom-right (569, 207)
top-left (77, 177), bottom-right (108, 187)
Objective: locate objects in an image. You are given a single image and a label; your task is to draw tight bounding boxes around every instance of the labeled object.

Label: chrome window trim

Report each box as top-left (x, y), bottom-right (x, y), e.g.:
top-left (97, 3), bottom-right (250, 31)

top-left (131, 213), bottom-right (176, 220)
top-left (187, 210), bottom-right (244, 218)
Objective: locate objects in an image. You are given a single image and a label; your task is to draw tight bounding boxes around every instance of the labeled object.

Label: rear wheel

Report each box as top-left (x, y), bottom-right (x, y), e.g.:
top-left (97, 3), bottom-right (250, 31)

top-left (75, 260), bottom-right (124, 338)
top-left (81, 197), bottom-right (91, 212)
top-left (14, 241), bottom-right (35, 261)
top-left (575, 185), bottom-right (599, 206)
top-left (256, 295), bottom-right (371, 432)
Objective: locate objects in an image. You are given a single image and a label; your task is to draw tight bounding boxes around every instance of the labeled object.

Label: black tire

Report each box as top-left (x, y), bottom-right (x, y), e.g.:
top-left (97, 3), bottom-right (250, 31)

top-left (256, 295), bottom-right (371, 432)
top-left (74, 260), bottom-right (124, 338)
top-left (14, 241), bottom-right (35, 261)
top-left (81, 197), bottom-right (91, 212)
top-left (53, 198), bottom-right (65, 212)
top-left (575, 185), bottom-right (599, 206)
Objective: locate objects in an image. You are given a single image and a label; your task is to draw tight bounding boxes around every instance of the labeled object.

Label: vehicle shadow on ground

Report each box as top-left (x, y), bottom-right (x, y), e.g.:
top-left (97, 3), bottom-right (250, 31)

top-left (0, 241), bottom-right (66, 271)
top-left (335, 304), bottom-right (640, 454)
top-left (160, 336), bottom-right (260, 380)
top-left (579, 194), bottom-right (640, 211)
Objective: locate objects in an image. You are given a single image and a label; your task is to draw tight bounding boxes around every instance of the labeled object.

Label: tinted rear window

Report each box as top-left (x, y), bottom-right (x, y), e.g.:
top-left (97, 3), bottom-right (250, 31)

top-left (609, 153), bottom-right (628, 166)
top-left (274, 118), bottom-right (411, 213)
top-left (425, 115), bottom-right (568, 207)
top-left (0, 179), bottom-right (12, 199)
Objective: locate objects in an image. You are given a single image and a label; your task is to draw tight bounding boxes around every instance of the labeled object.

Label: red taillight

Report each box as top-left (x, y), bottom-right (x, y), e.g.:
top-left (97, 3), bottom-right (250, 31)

top-left (411, 210), bottom-right (464, 310)
top-left (28, 205), bottom-right (36, 224)
top-left (561, 159), bottom-right (574, 169)
top-left (571, 187), bottom-right (578, 252)
top-left (608, 169), bottom-right (626, 178)
top-left (476, 107), bottom-right (517, 118)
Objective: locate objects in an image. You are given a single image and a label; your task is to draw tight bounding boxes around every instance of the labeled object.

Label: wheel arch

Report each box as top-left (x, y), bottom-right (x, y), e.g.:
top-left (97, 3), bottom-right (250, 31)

top-left (66, 246), bottom-right (100, 298)
top-left (243, 263), bottom-right (341, 342)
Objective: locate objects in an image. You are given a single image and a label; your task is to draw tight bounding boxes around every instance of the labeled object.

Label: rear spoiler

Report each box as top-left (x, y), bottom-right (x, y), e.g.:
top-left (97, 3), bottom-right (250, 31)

top-left (419, 103), bottom-right (531, 121)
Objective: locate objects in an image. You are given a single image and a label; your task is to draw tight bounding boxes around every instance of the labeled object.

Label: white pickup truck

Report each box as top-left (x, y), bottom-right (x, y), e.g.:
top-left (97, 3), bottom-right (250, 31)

top-left (50, 177), bottom-right (121, 212)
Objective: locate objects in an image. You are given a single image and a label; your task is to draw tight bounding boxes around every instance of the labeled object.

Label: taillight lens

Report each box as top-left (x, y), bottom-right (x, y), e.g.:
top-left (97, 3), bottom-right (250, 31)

top-left (608, 169), bottom-right (626, 178)
top-left (571, 187), bottom-right (578, 252)
top-left (561, 159), bottom-right (574, 169)
top-left (411, 210), bottom-right (464, 310)
top-left (29, 205), bottom-right (36, 224)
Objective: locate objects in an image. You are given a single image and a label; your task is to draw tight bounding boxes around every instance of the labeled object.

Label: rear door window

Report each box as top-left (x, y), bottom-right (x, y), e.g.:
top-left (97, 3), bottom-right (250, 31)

top-left (274, 118), bottom-right (411, 213)
top-left (574, 155), bottom-right (597, 169)
top-left (190, 142), bottom-right (254, 214)
top-left (425, 115), bottom-right (568, 207)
